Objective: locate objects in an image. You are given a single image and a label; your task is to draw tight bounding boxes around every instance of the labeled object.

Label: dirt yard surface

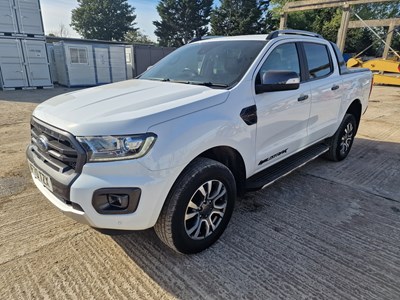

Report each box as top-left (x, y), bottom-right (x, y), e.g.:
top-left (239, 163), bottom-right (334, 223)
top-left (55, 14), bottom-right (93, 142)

top-left (0, 85), bottom-right (399, 299)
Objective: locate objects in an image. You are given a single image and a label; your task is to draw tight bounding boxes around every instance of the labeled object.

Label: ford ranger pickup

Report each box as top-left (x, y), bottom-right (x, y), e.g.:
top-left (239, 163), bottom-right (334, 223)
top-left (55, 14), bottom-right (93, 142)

top-left (27, 30), bottom-right (373, 254)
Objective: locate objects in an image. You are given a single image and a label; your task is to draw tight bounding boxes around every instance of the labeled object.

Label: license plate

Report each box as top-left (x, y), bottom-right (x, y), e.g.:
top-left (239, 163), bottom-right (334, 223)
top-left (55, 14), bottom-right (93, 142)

top-left (29, 162), bottom-right (53, 192)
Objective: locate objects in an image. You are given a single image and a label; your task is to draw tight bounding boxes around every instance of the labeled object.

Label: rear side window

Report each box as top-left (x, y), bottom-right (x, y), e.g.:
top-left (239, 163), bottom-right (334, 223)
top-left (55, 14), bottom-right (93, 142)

top-left (330, 42), bottom-right (347, 74)
top-left (303, 43), bottom-right (332, 79)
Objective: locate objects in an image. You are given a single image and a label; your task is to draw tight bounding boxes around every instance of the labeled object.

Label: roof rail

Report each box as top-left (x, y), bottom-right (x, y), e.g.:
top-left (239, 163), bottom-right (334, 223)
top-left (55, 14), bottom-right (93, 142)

top-left (267, 30), bottom-right (323, 40)
top-left (189, 35), bottom-right (223, 43)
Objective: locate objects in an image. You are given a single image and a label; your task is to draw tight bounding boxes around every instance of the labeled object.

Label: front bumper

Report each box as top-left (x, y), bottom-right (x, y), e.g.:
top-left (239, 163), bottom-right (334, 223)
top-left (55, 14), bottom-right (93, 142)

top-left (28, 152), bottom-right (182, 230)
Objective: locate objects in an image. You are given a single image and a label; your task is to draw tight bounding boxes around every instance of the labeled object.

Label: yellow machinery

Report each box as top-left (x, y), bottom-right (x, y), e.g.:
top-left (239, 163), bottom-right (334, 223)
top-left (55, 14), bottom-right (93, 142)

top-left (347, 57), bottom-right (400, 86)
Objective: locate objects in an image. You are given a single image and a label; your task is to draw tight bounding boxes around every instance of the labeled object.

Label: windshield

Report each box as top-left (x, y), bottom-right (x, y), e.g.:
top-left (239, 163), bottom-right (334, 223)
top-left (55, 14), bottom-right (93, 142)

top-left (139, 40), bottom-right (267, 88)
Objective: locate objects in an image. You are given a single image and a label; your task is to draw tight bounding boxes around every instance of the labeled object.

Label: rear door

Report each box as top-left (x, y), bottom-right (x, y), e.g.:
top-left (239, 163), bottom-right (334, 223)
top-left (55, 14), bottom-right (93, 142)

top-left (254, 41), bottom-right (312, 171)
top-left (301, 42), bottom-right (343, 143)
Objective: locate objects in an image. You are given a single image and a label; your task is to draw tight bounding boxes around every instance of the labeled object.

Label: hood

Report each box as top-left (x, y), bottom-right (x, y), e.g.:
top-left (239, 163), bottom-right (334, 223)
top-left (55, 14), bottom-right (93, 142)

top-left (33, 79), bottom-right (229, 136)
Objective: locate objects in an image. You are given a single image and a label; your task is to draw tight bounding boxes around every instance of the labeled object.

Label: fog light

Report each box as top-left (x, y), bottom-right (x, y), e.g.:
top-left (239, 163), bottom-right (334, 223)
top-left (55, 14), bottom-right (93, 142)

top-left (92, 188), bottom-right (141, 215)
top-left (107, 194), bottom-right (129, 209)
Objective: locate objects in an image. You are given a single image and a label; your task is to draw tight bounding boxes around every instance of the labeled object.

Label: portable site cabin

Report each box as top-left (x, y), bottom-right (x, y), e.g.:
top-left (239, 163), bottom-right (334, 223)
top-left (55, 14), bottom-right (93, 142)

top-left (0, 38), bottom-right (52, 89)
top-left (52, 41), bottom-right (128, 87)
top-left (0, 0), bottom-right (45, 37)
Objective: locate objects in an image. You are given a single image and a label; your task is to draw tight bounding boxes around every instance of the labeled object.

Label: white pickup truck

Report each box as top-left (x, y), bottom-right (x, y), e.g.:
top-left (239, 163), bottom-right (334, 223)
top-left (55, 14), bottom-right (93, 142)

top-left (27, 30), bottom-right (373, 254)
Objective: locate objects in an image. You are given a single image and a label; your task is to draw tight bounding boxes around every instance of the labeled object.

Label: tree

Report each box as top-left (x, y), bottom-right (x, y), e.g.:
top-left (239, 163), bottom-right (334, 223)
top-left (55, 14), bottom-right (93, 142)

top-left (48, 23), bottom-right (70, 37)
top-left (153, 0), bottom-right (213, 47)
top-left (210, 0), bottom-right (271, 36)
top-left (125, 30), bottom-right (155, 45)
top-left (71, 0), bottom-right (136, 41)
top-left (269, 0), bottom-right (400, 55)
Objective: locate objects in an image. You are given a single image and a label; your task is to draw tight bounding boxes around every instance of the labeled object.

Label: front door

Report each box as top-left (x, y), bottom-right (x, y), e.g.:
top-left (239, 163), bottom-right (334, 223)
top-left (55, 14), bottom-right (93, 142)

top-left (254, 42), bottom-right (312, 171)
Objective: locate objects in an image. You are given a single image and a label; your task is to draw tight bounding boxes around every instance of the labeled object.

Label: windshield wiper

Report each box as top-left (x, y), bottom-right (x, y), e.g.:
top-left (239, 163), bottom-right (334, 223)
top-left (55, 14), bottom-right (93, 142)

top-left (143, 78), bottom-right (228, 88)
top-left (189, 82), bottom-right (229, 88)
top-left (150, 78), bottom-right (191, 84)
top-left (142, 77), bottom-right (172, 82)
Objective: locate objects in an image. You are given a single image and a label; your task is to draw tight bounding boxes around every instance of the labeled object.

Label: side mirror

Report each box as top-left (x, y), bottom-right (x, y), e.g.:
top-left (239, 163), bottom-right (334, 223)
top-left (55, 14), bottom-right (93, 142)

top-left (256, 71), bottom-right (300, 94)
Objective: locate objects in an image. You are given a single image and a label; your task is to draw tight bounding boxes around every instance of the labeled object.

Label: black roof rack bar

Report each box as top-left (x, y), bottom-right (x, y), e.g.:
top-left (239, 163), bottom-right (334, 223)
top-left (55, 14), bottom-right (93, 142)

top-left (267, 30), bottom-right (322, 40)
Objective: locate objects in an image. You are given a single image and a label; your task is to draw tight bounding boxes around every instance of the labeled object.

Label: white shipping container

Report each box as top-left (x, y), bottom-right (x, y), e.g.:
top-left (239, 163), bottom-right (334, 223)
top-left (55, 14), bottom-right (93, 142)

top-left (0, 38), bottom-right (28, 88)
top-left (21, 38), bottom-right (51, 87)
top-left (0, 37), bottom-right (52, 89)
top-left (14, 0), bottom-right (44, 36)
top-left (0, 0), bottom-right (18, 34)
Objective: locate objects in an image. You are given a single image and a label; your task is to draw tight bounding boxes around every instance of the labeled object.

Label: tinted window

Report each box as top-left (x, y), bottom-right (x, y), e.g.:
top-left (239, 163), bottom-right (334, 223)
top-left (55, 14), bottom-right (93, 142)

top-left (330, 42), bottom-right (347, 74)
top-left (260, 43), bottom-right (300, 77)
top-left (140, 40), bottom-right (266, 87)
top-left (303, 43), bottom-right (332, 79)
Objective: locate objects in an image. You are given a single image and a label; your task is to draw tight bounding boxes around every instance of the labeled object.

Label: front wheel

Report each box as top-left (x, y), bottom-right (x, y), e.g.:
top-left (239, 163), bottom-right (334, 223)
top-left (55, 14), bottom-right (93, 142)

top-left (324, 113), bottom-right (357, 162)
top-left (154, 157), bottom-right (236, 254)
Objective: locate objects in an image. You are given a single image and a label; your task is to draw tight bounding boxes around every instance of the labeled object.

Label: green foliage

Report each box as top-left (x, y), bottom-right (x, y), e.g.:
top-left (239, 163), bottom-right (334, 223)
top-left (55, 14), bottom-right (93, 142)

top-left (124, 30), bottom-right (155, 45)
top-left (154, 0), bottom-right (213, 47)
top-left (269, 0), bottom-right (400, 55)
top-left (71, 0), bottom-right (136, 41)
top-left (210, 0), bottom-right (273, 35)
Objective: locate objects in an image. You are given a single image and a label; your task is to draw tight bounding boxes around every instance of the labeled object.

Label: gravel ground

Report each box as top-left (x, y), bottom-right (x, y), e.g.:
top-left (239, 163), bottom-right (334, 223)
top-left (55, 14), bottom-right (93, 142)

top-left (0, 85), bottom-right (399, 299)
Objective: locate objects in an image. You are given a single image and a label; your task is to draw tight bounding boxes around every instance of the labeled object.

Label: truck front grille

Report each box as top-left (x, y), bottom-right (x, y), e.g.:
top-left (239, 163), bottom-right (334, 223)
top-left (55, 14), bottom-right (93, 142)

top-left (30, 118), bottom-right (86, 173)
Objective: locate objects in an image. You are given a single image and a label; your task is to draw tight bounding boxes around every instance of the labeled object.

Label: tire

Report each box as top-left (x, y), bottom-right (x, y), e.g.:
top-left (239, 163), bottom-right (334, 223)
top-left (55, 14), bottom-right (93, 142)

top-left (324, 113), bottom-right (357, 162)
top-left (154, 157), bottom-right (236, 254)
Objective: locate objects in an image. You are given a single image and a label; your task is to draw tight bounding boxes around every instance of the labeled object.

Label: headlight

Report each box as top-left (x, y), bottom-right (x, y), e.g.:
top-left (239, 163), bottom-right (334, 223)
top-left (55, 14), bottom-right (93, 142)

top-left (77, 133), bottom-right (157, 162)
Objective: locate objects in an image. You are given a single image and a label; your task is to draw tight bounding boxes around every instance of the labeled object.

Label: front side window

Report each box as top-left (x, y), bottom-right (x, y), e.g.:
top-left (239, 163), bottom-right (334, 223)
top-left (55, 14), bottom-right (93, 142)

top-left (70, 47), bottom-right (88, 64)
top-left (303, 43), bottom-right (332, 79)
top-left (259, 43), bottom-right (300, 77)
top-left (139, 40), bottom-right (267, 88)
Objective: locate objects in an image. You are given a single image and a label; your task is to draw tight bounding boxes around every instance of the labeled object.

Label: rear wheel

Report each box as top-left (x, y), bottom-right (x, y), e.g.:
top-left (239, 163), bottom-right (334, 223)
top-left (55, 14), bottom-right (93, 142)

top-left (324, 113), bottom-right (357, 161)
top-left (154, 157), bottom-right (236, 254)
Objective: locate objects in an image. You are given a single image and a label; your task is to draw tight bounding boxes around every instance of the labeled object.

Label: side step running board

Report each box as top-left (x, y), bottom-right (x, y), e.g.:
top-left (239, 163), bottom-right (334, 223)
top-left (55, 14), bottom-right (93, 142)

top-left (246, 143), bottom-right (329, 191)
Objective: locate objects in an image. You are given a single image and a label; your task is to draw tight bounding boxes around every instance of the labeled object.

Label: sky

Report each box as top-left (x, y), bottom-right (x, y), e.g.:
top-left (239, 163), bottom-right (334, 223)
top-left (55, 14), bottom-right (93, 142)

top-left (40, 0), bottom-right (219, 42)
top-left (41, 0), bottom-right (160, 40)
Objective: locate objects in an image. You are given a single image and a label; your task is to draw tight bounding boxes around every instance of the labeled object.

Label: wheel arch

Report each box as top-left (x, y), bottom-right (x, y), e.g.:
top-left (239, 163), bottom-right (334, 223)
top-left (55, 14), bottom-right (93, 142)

top-left (197, 146), bottom-right (247, 196)
top-left (346, 99), bottom-right (362, 131)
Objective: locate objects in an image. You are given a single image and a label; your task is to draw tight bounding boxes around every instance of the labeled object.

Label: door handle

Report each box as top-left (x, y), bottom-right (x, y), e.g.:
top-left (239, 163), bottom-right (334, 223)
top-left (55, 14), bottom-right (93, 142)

top-left (298, 94), bottom-right (309, 102)
top-left (331, 84), bottom-right (340, 91)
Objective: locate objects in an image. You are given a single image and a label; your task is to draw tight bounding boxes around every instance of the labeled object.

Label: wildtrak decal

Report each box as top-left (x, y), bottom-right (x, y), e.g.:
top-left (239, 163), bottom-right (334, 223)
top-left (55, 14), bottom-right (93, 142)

top-left (259, 148), bottom-right (288, 165)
